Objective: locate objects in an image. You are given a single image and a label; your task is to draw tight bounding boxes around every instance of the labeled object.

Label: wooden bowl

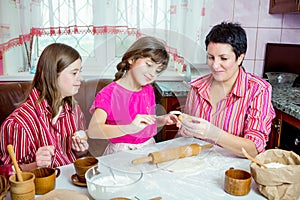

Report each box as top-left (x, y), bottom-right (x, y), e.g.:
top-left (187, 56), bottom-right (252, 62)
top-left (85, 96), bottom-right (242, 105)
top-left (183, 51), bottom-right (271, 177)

top-left (224, 168), bottom-right (252, 196)
top-left (0, 175), bottom-right (10, 200)
top-left (9, 172), bottom-right (35, 200)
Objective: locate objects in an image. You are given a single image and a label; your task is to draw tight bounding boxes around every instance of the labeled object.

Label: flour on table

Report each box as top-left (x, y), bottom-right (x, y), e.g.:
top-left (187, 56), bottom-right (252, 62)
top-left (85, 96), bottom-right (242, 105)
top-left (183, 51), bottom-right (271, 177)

top-left (157, 156), bottom-right (207, 173)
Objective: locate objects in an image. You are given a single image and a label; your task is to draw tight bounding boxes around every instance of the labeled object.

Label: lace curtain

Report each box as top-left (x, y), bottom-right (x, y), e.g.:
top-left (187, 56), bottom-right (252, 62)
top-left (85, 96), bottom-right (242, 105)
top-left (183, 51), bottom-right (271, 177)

top-left (0, 0), bottom-right (208, 75)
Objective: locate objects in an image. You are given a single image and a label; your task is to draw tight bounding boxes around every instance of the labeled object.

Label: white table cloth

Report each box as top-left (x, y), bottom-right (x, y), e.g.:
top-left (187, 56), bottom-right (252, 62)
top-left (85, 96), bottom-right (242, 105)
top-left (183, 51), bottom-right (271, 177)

top-left (6, 137), bottom-right (298, 200)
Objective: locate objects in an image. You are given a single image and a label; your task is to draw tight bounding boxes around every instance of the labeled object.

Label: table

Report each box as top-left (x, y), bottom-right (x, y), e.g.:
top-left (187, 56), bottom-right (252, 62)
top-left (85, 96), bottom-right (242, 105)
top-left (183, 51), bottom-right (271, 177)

top-left (96, 137), bottom-right (266, 200)
top-left (6, 137), bottom-right (296, 200)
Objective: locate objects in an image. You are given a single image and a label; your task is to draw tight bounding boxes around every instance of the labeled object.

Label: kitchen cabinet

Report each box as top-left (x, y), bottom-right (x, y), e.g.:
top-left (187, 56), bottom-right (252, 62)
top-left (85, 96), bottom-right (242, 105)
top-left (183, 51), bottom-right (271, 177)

top-left (269, 0), bottom-right (300, 14)
top-left (156, 95), bottom-right (187, 141)
top-left (154, 81), bottom-right (190, 142)
top-left (269, 108), bottom-right (300, 155)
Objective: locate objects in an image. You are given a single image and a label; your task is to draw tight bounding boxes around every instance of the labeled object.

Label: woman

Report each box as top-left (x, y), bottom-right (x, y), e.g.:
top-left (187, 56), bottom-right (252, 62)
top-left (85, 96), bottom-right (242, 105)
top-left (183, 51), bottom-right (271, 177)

top-left (178, 22), bottom-right (276, 157)
top-left (0, 43), bottom-right (89, 171)
top-left (88, 36), bottom-right (177, 155)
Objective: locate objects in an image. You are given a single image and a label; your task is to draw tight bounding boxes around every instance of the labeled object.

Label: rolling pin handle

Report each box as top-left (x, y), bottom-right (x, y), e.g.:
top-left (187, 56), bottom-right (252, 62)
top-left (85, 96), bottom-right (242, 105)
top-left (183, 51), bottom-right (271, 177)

top-left (131, 156), bottom-right (152, 165)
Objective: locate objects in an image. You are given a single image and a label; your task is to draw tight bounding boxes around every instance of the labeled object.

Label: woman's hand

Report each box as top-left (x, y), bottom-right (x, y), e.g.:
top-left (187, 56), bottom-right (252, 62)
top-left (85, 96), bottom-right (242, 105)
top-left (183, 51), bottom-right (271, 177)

top-left (72, 135), bottom-right (89, 152)
top-left (36, 145), bottom-right (55, 167)
top-left (179, 115), bottom-right (222, 142)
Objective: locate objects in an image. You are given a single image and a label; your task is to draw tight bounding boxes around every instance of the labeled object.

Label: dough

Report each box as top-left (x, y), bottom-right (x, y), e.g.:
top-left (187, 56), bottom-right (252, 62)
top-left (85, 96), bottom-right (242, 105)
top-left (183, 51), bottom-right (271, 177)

top-left (156, 156), bottom-right (206, 173)
top-left (73, 130), bottom-right (87, 140)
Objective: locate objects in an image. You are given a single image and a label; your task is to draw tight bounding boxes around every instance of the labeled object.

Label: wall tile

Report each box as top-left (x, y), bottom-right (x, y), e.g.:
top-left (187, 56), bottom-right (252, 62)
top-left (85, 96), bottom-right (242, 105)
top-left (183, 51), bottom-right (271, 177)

top-left (256, 28), bottom-right (281, 60)
top-left (204, 0), bottom-right (300, 77)
top-left (234, 0), bottom-right (259, 27)
top-left (258, 0), bottom-right (282, 28)
top-left (283, 13), bottom-right (300, 28)
top-left (254, 60), bottom-right (265, 77)
top-left (244, 28), bottom-right (257, 60)
top-left (281, 29), bottom-right (300, 44)
top-left (243, 60), bottom-right (255, 74)
top-left (208, 0), bottom-right (234, 26)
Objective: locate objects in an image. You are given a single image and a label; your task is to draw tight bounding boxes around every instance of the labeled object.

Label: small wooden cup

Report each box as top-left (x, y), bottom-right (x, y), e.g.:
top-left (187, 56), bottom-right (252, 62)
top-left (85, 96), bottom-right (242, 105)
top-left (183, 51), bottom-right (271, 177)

top-left (224, 168), bottom-right (252, 196)
top-left (9, 172), bottom-right (35, 200)
top-left (0, 175), bottom-right (10, 200)
top-left (74, 156), bottom-right (98, 183)
top-left (30, 167), bottom-right (60, 195)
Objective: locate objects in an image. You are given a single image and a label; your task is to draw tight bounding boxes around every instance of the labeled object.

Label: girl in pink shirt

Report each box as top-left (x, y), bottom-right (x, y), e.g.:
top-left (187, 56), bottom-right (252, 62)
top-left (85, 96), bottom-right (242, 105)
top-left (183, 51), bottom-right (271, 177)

top-left (88, 36), bottom-right (178, 155)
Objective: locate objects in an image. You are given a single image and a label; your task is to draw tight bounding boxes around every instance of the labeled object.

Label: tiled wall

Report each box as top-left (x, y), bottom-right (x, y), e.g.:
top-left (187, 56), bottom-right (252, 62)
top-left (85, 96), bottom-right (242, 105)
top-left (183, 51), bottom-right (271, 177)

top-left (207, 0), bottom-right (300, 77)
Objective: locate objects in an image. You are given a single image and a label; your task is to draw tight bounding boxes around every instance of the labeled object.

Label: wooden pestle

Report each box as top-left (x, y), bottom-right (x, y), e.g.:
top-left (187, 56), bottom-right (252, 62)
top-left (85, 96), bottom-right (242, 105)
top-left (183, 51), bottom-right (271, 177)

top-left (7, 144), bottom-right (23, 182)
top-left (132, 143), bottom-right (213, 165)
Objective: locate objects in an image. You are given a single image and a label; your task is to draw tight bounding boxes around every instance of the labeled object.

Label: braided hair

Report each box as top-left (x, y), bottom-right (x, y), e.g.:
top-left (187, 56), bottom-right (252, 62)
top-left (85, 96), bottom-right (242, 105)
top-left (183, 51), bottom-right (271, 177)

top-left (114, 36), bottom-right (169, 81)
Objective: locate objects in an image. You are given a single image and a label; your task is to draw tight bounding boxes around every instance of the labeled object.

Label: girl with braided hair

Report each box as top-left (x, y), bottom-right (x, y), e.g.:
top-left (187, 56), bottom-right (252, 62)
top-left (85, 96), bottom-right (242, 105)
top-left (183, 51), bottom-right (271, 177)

top-left (88, 36), bottom-right (178, 155)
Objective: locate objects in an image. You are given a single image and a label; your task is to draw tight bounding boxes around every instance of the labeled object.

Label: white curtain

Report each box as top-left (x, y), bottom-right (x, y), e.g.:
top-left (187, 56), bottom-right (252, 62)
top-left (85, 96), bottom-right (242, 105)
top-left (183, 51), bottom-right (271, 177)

top-left (0, 0), bottom-right (208, 75)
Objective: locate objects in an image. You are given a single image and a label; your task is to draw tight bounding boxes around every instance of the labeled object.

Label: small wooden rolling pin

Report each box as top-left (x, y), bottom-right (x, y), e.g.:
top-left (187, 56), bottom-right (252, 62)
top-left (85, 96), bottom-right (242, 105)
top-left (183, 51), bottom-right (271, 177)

top-left (132, 143), bottom-right (213, 165)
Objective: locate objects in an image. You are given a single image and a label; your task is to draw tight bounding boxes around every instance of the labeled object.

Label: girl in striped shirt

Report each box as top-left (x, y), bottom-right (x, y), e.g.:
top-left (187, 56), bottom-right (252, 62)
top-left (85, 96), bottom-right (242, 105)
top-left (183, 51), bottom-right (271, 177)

top-left (0, 43), bottom-right (89, 172)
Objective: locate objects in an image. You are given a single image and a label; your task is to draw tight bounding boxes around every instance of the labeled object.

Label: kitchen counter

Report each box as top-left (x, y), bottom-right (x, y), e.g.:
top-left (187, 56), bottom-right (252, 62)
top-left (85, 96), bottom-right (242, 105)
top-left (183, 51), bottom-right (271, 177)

top-left (271, 87), bottom-right (300, 121)
top-left (0, 58), bottom-right (188, 82)
top-left (154, 81), bottom-right (190, 97)
top-left (0, 68), bottom-right (186, 82)
top-left (155, 81), bottom-right (300, 121)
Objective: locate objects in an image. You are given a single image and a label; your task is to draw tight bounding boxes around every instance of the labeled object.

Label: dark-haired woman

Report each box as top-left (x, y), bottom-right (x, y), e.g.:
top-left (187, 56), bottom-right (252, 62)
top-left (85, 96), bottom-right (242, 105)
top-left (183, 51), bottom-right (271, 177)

top-left (178, 22), bottom-right (276, 157)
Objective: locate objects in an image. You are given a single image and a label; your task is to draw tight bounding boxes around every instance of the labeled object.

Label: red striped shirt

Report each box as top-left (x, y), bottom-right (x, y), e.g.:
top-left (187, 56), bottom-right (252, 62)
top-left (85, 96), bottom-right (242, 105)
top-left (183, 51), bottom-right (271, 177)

top-left (0, 88), bottom-right (86, 167)
top-left (185, 68), bottom-right (276, 153)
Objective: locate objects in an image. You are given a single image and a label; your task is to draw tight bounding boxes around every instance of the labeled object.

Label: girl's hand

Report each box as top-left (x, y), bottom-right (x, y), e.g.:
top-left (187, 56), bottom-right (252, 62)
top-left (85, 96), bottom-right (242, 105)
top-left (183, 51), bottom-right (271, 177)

top-left (36, 145), bottom-right (55, 167)
top-left (72, 135), bottom-right (89, 152)
top-left (126, 114), bottom-right (156, 133)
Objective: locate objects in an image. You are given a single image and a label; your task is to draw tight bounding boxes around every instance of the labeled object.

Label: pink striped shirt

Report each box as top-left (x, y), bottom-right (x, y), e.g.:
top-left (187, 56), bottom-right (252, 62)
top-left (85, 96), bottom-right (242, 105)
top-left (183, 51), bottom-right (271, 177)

top-left (0, 88), bottom-right (86, 167)
top-left (185, 68), bottom-right (276, 153)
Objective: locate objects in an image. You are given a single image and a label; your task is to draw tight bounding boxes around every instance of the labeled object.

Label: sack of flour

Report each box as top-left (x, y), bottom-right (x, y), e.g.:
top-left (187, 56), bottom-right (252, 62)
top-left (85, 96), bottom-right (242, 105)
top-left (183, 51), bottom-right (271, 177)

top-left (250, 149), bottom-right (300, 200)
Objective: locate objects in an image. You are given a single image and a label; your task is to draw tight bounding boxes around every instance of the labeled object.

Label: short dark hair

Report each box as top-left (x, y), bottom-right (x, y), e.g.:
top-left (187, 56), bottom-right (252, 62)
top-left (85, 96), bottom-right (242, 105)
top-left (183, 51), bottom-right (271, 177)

top-left (205, 22), bottom-right (247, 60)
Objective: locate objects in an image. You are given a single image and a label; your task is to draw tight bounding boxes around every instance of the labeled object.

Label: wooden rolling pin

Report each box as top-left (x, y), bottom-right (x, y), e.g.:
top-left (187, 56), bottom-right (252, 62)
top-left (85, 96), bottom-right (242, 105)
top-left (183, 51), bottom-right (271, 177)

top-left (132, 143), bottom-right (213, 165)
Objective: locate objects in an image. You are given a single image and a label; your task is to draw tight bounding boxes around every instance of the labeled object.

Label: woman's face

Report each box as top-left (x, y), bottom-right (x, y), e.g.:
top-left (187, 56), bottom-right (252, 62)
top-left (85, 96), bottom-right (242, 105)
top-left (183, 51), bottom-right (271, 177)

top-left (207, 42), bottom-right (244, 84)
top-left (57, 58), bottom-right (83, 98)
top-left (129, 57), bottom-right (164, 86)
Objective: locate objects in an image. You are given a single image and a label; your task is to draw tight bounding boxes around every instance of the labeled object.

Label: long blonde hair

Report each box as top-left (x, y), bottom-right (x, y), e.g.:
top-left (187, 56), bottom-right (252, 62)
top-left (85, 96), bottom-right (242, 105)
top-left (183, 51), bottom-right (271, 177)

top-left (30, 43), bottom-right (81, 117)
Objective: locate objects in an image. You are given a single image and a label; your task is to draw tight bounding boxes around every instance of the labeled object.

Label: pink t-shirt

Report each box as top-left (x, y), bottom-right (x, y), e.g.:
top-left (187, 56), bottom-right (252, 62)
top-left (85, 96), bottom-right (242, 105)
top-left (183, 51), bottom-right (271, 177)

top-left (90, 82), bottom-right (156, 144)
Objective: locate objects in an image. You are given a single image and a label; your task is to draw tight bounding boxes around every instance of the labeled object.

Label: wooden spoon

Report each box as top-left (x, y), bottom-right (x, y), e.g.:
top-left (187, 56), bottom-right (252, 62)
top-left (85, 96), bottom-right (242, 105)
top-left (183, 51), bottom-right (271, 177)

top-left (241, 148), bottom-right (268, 169)
top-left (7, 144), bottom-right (23, 182)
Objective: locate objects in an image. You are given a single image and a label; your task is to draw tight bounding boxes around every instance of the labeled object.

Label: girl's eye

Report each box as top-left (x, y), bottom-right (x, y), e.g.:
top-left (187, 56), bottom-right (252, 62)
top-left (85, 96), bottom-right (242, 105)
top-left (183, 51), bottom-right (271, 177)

top-left (73, 70), bottom-right (80, 75)
top-left (146, 62), bottom-right (152, 67)
top-left (207, 56), bottom-right (214, 60)
top-left (221, 57), bottom-right (228, 61)
top-left (156, 69), bottom-right (162, 74)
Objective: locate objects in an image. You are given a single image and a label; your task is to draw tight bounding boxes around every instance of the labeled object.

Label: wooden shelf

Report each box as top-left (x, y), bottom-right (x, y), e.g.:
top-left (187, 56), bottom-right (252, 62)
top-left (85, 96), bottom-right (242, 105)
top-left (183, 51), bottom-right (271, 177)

top-left (269, 0), bottom-right (300, 14)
